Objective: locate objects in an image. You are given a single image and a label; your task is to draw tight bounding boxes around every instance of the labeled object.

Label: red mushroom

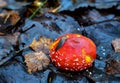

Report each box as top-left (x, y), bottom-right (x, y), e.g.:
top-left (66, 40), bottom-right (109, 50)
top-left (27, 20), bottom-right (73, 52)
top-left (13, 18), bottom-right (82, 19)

top-left (50, 34), bottom-right (96, 71)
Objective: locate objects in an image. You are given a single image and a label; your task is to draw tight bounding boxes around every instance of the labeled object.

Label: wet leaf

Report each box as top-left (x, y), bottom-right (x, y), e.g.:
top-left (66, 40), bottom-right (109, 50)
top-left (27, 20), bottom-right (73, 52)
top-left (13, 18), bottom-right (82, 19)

top-left (81, 9), bottom-right (115, 24)
top-left (0, 36), bottom-right (14, 65)
top-left (30, 36), bottom-right (53, 54)
top-left (0, 62), bottom-right (47, 83)
top-left (24, 51), bottom-right (50, 74)
top-left (58, 0), bottom-right (119, 12)
top-left (7, 1), bottom-right (30, 10)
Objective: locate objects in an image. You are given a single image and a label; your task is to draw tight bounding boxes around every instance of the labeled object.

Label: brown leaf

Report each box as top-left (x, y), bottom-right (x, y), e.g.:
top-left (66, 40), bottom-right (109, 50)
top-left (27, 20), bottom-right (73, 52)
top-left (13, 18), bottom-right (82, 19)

top-left (112, 38), bottom-right (120, 52)
top-left (3, 32), bottom-right (20, 46)
top-left (24, 51), bottom-right (50, 74)
top-left (10, 11), bottom-right (20, 25)
top-left (0, 10), bottom-right (20, 25)
top-left (30, 36), bottom-right (53, 54)
top-left (106, 60), bottom-right (120, 75)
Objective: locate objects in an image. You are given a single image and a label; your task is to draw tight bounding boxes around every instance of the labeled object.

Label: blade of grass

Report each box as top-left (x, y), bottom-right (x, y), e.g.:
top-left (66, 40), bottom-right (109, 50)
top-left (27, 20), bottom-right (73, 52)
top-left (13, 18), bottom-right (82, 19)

top-left (29, 0), bottom-right (47, 19)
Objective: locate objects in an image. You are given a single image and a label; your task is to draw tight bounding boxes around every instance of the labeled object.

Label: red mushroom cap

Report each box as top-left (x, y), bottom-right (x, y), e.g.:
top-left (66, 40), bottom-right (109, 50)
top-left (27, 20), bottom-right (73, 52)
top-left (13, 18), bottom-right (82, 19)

top-left (50, 34), bottom-right (96, 71)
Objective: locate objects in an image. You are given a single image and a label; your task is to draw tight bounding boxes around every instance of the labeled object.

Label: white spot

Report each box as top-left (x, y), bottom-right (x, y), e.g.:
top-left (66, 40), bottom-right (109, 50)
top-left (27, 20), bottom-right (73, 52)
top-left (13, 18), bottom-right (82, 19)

top-left (65, 63), bottom-right (69, 66)
top-left (86, 69), bottom-right (89, 72)
top-left (65, 68), bottom-right (68, 70)
top-left (76, 63), bottom-right (79, 65)
top-left (65, 58), bottom-right (67, 60)
top-left (100, 57), bottom-right (103, 60)
top-left (89, 72), bottom-right (92, 75)
top-left (77, 28), bottom-right (80, 31)
top-left (73, 63), bottom-right (75, 65)
top-left (82, 60), bottom-right (85, 63)
top-left (55, 56), bottom-right (58, 58)
top-left (74, 58), bottom-right (79, 61)
top-left (80, 68), bottom-right (83, 71)
top-left (57, 63), bottom-right (61, 67)
top-left (102, 49), bottom-right (105, 51)
top-left (51, 51), bottom-right (55, 54)
top-left (103, 52), bottom-right (106, 55)
top-left (59, 58), bottom-right (62, 61)
top-left (70, 69), bottom-right (73, 71)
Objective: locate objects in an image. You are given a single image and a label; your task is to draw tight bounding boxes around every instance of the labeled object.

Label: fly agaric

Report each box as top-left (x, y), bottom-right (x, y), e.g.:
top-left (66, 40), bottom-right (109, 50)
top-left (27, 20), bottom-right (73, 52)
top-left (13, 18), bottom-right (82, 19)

top-left (50, 34), bottom-right (96, 71)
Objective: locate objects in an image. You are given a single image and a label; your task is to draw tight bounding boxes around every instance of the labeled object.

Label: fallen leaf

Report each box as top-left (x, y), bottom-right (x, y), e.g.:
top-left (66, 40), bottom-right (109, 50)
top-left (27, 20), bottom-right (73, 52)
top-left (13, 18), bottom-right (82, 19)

top-left (30, 36), bottom-right (53, 54)
top-left (3, 32), bottom-right (20, 46)
top-left (0, 10), bottom-right (20, 25)
top-left (106, 60), bottom-right (120, 75)
top-left (24, 51), bottom-right (50, 74)
top-left (112, 38), bottom-right (120, 52)
top-left (58, 0), bottom-right (119, 11)
top-left (0, 36), bottom-right (14, 65)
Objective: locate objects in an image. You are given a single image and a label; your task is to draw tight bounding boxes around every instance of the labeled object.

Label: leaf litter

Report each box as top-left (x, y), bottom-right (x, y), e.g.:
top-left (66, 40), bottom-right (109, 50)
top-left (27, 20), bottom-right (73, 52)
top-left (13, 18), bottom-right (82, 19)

top-left (0, 0), bottom-right (120, 82)
top-left (24, 36), bottom-right (52, 73)
top-left (24, 51), bottom-right (50, 74)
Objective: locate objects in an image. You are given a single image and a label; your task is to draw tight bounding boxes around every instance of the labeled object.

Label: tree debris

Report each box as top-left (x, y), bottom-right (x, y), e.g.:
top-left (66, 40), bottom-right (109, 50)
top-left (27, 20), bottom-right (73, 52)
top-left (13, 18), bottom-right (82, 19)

top-left (24, 51), bottom-right (50, 74)
top-left (0, 36), bottom-right (14, 66)
top-left (3, 32), bottom-right (20, 46)
top-left (106, 60), bottom-right (120, 75)
top-left (30, 36), bottom-right (52, 54)
top-left (0, 0), bottom-right (7, 8)
top-left (0, 10), bottom-right (20, 25)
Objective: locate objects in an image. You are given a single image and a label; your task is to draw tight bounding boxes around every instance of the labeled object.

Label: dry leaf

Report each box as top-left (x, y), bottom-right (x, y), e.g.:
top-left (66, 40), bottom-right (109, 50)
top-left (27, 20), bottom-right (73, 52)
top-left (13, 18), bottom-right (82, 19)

top-left (10, 11), bottom-right (20, 25)
top-left (24, 51), bottom-right (50, 74)
top-left (106, 59), bottom-right (120, 75)
top-left (3, 32), bottom-right (20, 45)
top-left (30, 36), bottom-right (52, 54)
top-left (0, 10), bottom-right (20, 25)
top-left (112, 38), bottom-right (120, 52)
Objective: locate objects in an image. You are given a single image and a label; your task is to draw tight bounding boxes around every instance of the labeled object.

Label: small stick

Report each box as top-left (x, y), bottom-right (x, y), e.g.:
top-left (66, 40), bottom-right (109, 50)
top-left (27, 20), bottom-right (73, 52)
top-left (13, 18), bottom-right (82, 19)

top-left (0, 46), bottom-right (29, 66)
top-left (29, 0), bottom-right (47, 19)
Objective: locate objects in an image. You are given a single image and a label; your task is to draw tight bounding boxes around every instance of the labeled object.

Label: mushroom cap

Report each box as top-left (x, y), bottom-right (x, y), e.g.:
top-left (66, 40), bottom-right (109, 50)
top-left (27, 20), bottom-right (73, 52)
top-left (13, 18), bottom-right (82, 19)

top-left (50, 34), bottom-right (96, 71)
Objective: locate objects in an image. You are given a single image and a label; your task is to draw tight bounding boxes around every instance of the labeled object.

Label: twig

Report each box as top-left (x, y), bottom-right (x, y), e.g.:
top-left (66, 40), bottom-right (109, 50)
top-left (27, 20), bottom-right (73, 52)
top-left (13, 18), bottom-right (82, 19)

top-left (0, 46), bottom-right (30, 66)
top-left (0, 54), bottom-right (14, 66)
